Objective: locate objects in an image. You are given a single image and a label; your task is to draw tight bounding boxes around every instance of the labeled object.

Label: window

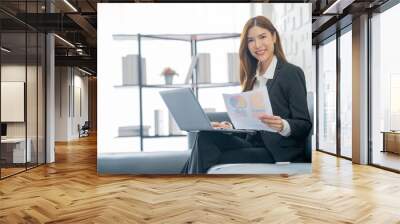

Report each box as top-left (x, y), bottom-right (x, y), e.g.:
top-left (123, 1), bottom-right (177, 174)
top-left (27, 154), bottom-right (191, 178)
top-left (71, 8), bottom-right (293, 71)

top-left (371, 3), bottom-right (400, 171)
top-left (0, 2), bottom-right (46, 179)
top-left (339, 29), bottom-right (352, 158)
top-left (318, 37), bottom-right (337, 154)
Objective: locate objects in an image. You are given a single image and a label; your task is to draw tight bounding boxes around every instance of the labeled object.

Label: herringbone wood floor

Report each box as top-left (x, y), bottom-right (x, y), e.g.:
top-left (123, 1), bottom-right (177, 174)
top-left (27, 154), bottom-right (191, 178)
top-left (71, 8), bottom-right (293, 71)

top-left (1, 134), bottom-right (400, 224)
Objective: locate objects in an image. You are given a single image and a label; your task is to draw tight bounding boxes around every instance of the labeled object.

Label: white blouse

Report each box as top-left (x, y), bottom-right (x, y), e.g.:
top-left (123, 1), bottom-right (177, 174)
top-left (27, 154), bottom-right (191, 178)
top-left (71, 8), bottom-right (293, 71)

top-left (253, 56), bottom-right (291, 137)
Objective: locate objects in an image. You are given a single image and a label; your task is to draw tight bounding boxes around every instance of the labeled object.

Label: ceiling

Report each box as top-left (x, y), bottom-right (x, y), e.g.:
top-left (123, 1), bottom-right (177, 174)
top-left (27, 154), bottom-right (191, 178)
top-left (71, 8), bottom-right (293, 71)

top-left (0, 0), bottom-right (392, 75)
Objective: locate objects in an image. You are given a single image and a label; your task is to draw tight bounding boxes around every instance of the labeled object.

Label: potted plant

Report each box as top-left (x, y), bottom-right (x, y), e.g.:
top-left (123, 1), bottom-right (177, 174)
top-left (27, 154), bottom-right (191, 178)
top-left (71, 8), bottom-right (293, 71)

top-left (161, 67), bottom-right (178, 85)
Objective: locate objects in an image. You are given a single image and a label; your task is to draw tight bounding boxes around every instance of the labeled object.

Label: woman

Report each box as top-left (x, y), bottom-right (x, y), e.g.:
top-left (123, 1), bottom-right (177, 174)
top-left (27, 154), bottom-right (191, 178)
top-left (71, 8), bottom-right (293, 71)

top-left (182, 16), bottom-right (311, 174)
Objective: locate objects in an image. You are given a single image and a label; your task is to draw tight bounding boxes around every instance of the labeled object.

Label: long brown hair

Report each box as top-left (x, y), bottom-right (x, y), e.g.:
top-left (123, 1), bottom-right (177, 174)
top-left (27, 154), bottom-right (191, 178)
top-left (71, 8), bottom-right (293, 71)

top-left (239, 16), bottom-right (287, 91)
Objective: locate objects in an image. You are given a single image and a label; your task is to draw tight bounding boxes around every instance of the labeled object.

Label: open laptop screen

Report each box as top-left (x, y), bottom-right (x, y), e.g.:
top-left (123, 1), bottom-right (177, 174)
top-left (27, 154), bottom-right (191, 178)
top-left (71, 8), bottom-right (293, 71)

top-left (159, 88), bottom-right (212, 132)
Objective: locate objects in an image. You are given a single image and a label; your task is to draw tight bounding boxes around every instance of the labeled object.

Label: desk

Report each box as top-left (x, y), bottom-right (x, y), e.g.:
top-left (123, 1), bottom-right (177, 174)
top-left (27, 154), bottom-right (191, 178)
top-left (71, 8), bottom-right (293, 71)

top-left (1, 138), bottom-right (31, 163)
top-left (382, 131), bottom-right (400, 154)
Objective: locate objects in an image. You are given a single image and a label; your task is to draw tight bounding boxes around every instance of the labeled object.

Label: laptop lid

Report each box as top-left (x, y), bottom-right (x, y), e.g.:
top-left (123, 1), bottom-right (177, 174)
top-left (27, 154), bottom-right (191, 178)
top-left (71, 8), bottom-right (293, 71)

top-left (160, 88), bottom-right (212, 132)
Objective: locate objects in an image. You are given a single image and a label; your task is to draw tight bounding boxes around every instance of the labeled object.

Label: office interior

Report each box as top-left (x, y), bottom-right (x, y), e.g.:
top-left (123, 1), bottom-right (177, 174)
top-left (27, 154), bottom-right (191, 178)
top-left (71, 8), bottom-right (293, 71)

top-left (0, 0), bottom-right (400, 222)
top-left (96, 3), bottom-right (315, 175)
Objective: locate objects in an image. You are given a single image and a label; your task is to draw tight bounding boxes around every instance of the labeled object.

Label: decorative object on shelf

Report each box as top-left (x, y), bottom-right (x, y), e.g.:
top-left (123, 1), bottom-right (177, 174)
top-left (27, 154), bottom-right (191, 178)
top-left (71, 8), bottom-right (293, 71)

top-left (227, 53), bottom-right (240, 83)
top-left (122, 54), bottom-right (147, 85)
top-left (161, 67), bottom-right (178, 85)
top-left (204, 108), bottom-right (216, 113)
top-left (154, 109), bottom-right (164, 135)
top-left (184, 55), bottom-right (198, 84)
top-left (118, 125), bottom-right (150, 137)
top-left (168, 112), bottom-right (181, 135)
top-left (197, 53), bottom-right (211, 83)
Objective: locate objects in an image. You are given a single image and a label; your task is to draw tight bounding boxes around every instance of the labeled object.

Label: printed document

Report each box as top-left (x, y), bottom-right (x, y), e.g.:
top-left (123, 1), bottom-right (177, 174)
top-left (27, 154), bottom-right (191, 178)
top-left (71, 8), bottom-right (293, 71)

top-left (223, 88), bottom-right (276, 132)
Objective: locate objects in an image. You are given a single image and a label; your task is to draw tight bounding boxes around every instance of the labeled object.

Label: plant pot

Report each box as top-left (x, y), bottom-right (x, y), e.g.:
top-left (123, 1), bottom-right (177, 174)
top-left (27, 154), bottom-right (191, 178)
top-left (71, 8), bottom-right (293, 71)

top-left (164, 75), bottom-right (173, 85)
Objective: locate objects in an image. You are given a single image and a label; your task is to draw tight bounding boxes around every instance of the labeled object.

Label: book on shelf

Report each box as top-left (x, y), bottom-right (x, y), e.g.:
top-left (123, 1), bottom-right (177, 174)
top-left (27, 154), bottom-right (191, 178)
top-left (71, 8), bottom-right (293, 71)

top-left (197, 53), bottom-right (211, 83)
top-left (122, 54), bottom-right (147, 85)
top-left (227, 52), bottom-right (240, 83)
top-left (118, 125), bottom-right (150, 137)
top-left (154, 109), bottom-right (164, 136)
top-left (184, 55), bottom-right (198, 84)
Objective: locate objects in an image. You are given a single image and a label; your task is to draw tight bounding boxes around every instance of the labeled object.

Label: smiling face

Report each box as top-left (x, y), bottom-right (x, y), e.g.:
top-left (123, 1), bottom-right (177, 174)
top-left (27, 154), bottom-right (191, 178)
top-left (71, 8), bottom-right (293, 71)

top-left (247, 26), bottom-right (276, 65)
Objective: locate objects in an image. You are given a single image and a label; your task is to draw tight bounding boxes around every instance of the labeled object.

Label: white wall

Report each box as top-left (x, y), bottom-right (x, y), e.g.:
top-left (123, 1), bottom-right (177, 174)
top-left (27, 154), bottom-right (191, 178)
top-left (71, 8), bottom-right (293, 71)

top-left (55, 66), bottom-right (68, 141)
top-left (264, 3), bottom-right (314, 92)
top-left (55, 66), bottom-right (89, 141)
top-left (1, 65), bottom-right (37, 137)
top-left (73, 72), bottom-right (89, 137)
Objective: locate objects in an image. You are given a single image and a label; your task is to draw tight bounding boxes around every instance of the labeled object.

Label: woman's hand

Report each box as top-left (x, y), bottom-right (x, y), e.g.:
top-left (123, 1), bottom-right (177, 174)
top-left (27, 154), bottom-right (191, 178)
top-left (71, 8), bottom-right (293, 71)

top-left (258, 114), bottom-right (283, 132)
top-left (211, 121), bottom-right (233, 129)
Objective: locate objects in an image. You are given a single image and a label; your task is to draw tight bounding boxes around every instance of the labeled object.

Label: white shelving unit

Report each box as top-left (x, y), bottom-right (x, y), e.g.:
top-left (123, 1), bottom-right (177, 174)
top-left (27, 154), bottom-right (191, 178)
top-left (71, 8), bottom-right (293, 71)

top-left (112, 33), bottom-right (241, 151)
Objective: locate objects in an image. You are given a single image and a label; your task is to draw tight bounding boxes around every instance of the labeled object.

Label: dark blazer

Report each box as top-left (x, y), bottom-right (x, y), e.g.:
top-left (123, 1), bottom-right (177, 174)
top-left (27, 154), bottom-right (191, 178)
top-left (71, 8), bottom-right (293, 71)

top-left (253, 59), bottom-right (312, 162)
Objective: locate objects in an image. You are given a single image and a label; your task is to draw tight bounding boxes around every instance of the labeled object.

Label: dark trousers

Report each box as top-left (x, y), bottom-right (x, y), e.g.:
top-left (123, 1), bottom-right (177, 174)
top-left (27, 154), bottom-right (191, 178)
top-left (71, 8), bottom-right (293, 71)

top-left (181, 131), bottom-right (275, 174)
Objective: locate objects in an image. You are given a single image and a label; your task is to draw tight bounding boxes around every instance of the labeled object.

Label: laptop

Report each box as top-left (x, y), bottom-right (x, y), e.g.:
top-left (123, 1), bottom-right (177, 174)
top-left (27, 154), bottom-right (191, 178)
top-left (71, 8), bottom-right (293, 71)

top-left (159, 88), bottom-right (252, 133)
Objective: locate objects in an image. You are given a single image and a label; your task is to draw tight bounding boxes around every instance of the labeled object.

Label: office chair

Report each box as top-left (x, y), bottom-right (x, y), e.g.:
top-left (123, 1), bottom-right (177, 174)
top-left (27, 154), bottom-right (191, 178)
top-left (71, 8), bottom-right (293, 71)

top-left (79, 121), bottom-right (90, 138)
